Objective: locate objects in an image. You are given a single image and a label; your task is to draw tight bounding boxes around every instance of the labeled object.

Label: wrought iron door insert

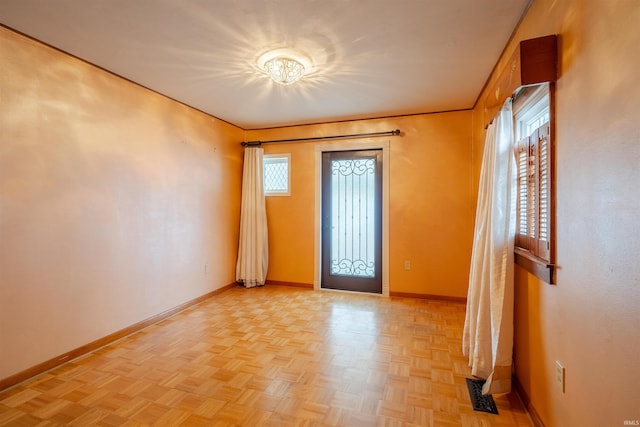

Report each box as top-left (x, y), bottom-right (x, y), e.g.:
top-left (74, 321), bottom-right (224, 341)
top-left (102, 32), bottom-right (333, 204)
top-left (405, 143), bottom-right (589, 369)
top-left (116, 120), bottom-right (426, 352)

top-left (321, 150), bottom-right (382, 293)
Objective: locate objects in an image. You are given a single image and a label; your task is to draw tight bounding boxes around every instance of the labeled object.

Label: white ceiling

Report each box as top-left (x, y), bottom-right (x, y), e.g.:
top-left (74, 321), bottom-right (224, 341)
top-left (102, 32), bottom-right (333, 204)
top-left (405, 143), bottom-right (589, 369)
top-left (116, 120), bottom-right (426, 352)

top-left (0, 0), bottom-right (530, 129)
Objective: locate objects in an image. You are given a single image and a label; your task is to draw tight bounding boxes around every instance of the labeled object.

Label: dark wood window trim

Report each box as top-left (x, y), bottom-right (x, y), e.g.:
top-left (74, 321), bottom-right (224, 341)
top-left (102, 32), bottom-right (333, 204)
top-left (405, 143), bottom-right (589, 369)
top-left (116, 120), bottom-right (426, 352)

top-left (515, 247), bottom-right (555, 284)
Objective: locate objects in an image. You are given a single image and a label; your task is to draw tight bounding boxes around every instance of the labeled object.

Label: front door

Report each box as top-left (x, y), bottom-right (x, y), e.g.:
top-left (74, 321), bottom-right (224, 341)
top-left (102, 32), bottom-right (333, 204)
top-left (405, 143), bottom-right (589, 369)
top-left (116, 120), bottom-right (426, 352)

top-left (321, 150), bottom-right (382, 294)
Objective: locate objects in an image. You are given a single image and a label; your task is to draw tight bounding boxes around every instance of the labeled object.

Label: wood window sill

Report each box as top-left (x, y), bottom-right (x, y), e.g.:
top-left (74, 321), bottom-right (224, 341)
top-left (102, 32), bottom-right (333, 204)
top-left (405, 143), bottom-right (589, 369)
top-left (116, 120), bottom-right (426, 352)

top-left (514, 248), bottom-right (556, 285)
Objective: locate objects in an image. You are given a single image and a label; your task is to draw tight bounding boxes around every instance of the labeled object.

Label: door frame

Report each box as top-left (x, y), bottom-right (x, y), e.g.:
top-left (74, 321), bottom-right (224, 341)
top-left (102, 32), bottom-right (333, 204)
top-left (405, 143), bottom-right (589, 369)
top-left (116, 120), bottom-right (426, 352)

top-left (314, 139), bottom-right (390, 297)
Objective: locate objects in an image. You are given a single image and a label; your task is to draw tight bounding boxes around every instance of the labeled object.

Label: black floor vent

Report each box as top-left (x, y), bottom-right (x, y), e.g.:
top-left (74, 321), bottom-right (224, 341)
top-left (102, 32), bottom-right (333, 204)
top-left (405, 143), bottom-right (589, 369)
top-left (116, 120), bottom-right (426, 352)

top-left (465, 378), bottom-right (499, 414)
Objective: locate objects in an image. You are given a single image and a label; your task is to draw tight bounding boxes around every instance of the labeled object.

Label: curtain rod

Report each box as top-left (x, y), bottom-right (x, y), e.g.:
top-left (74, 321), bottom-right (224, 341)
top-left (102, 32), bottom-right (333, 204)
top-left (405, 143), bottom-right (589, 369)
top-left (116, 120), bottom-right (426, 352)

top-left (241, 129), bottom-right (401, 146)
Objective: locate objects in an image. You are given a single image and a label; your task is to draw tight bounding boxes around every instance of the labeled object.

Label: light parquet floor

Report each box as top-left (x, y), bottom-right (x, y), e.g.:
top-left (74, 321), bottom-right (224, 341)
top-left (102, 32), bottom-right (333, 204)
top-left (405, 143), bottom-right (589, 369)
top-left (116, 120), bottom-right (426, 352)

top-left (0, 285), bottom-right (533, 426)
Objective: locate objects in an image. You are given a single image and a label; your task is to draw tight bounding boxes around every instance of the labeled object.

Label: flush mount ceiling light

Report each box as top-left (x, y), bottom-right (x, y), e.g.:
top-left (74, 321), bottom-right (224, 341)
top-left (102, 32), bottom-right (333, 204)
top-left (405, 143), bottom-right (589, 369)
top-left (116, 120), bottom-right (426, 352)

top-left (263, 57), bottom-right (305, 85)
top-left (257, 49), bottom-right (312, 86)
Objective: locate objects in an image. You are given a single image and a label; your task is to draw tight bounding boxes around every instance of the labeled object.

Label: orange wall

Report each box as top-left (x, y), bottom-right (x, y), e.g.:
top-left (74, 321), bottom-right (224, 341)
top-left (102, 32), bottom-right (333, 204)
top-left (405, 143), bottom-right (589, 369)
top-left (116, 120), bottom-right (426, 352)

top-left (246, 111), bottom-right (474, 298)
top-left (472, 1), bottom-right (640, 425)
top-left (0, 27), bottom-right (244, 379)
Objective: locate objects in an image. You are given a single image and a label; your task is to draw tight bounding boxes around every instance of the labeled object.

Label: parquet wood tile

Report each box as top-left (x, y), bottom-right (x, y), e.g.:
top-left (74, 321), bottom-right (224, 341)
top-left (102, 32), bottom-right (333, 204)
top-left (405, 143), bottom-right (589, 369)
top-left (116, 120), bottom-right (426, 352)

top-left (0, 285), bottom-right (533, 426)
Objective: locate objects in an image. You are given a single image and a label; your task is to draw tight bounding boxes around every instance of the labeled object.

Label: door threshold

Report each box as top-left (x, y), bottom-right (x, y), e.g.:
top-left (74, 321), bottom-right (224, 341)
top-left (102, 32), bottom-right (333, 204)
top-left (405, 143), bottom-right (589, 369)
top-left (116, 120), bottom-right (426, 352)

top-left (318, 287), bottom-right (386, 297)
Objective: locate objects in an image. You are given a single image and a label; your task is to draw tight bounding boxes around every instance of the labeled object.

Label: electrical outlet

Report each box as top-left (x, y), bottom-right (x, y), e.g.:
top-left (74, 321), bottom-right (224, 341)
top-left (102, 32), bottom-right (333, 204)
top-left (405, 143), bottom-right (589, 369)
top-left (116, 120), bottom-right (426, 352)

top-left (404, 260), bottom-right (411, 270)
top-left (204, 263), bottom-right (208, 275)
top-left (555, 360), bottom-right (565, 393)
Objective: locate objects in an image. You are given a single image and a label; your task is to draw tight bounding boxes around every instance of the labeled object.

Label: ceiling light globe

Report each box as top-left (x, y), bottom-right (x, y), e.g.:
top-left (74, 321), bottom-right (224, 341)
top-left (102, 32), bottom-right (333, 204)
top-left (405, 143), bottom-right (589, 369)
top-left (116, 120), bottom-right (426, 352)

top-left (264, 57), bottom-right (305, 85)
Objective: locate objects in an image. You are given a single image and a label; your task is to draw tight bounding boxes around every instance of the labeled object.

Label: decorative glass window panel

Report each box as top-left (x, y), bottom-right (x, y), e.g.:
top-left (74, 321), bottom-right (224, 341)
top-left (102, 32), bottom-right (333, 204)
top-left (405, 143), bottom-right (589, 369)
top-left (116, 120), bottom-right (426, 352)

top-left (263, 154), bottom-right (290, 196)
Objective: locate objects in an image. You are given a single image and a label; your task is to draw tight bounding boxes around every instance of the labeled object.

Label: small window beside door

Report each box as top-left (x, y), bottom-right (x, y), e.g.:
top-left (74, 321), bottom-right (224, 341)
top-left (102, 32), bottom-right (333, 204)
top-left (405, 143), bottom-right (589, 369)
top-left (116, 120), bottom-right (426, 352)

top-left (263, 154), bottom-right (290, 196)
top-left (513, 83), bottom-right (556, 284)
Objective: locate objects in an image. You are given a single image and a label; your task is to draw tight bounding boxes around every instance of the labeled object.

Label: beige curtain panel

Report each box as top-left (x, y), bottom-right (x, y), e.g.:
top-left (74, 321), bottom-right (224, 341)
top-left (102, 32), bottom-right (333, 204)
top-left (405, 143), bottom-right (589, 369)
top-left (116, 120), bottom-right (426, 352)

top-left (236, 146), bottom-right (269, 288)
top-left (463, 99), bottom-right (516, 395)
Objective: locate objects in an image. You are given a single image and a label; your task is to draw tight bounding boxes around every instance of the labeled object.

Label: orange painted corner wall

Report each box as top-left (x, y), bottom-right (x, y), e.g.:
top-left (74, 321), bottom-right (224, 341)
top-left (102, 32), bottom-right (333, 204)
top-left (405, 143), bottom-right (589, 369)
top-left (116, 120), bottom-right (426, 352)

top-left (246, 111), bottom-right (474, 298)
top-left (472, 1), bottom-right (640, 426)
top-left (0, 27), bottom-right (244, 379)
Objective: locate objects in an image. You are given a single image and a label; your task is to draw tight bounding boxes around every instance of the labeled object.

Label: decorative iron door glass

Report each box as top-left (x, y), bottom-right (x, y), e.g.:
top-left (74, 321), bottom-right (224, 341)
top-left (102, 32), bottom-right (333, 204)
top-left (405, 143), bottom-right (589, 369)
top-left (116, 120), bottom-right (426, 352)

top-left (321, 150), bottom-right (382, 294)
